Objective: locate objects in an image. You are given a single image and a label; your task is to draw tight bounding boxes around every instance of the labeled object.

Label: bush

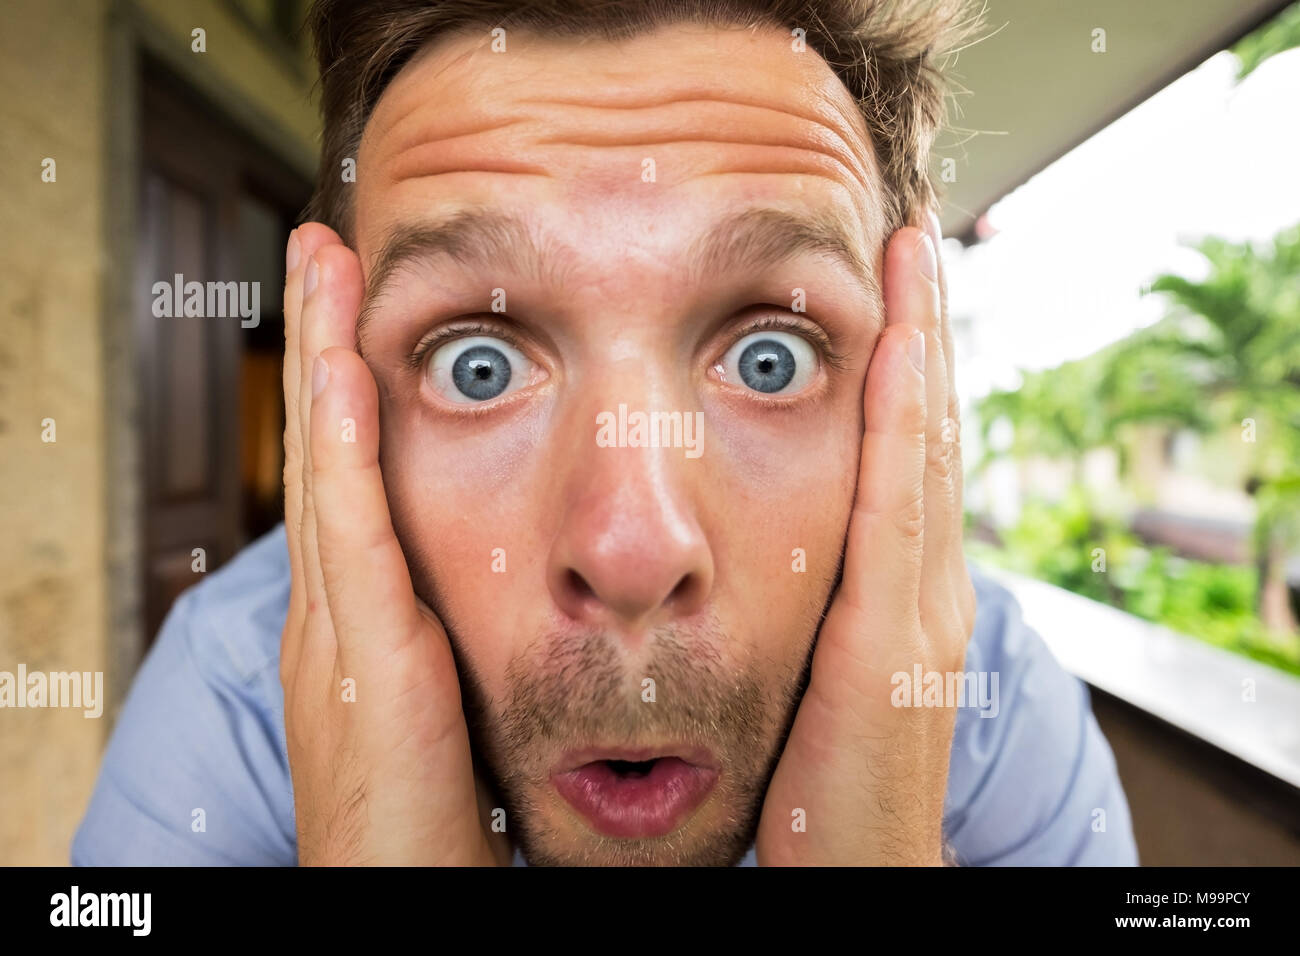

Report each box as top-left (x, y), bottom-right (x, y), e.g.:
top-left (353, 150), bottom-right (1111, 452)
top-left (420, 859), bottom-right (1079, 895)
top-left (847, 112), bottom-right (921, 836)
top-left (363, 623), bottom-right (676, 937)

top-left (968, 492), bottom-right (1300, 676)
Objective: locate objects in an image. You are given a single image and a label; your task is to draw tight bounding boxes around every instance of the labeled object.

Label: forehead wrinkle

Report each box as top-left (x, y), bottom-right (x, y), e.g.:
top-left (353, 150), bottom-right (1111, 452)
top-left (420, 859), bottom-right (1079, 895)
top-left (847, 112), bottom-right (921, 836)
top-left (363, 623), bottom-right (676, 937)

top-left (365, 22), bottom-right (883, 189)
top-left (387, 115), bottom-right (531, 162)
top-left (534, 135), bottom-right (873, 205)
top-left (516, 90), bottom-right (874, 175)
top-left (382, 93), bottom-right (876, 206)
top-left (383, 132), bottom-right (870, 215)
top-left (361, 35), bottom-right (489, 154)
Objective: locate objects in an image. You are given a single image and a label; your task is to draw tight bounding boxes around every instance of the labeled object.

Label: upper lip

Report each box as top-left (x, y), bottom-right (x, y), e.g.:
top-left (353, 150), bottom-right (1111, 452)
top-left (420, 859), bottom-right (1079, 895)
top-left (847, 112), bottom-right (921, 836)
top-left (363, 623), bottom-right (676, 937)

top-left (553, 744), bottom-right (719, 775)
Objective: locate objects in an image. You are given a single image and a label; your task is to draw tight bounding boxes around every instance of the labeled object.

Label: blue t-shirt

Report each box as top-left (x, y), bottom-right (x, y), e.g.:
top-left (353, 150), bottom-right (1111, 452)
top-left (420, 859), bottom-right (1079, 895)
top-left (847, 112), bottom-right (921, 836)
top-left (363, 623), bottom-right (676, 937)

top-left (72, 525), bottom-right (1138, 866)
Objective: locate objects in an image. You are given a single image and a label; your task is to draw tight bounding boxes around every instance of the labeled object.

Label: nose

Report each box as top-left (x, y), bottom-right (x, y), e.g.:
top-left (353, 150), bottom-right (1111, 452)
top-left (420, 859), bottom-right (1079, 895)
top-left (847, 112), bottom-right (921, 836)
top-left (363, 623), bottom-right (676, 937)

top-left (547, 410), bottom-right (714, 632)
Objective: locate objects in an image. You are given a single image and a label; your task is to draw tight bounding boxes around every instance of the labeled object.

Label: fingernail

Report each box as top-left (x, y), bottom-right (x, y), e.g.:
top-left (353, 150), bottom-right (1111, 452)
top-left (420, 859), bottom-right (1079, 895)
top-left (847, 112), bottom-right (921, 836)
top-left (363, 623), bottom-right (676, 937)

top-left (286, 230), bottom-right (301, 273)
top-left (312, 354), bottom-right (330, 397)
top-left (908, 331), bottom-right (926, 373)
top-left (916, 233), bottom-right (938, 282)
top-left (304, 256), bottom-right (319, 298)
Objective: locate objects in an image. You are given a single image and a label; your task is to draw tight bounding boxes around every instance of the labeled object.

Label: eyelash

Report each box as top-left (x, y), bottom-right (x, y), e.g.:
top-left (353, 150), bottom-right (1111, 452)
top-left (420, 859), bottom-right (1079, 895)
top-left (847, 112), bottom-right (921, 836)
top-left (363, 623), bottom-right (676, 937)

top-left (406, 320), bottom-right (526, 373)
top-left (723, 313), bottom-right (849, 372)
top-left (404, 312), bottom-right (847, 381)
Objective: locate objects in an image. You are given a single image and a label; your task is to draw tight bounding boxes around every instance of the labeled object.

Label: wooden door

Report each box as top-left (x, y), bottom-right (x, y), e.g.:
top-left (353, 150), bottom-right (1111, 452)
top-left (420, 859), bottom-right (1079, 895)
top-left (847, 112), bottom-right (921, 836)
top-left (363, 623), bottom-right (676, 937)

top-left (137, 59), bottom-right (308, 643)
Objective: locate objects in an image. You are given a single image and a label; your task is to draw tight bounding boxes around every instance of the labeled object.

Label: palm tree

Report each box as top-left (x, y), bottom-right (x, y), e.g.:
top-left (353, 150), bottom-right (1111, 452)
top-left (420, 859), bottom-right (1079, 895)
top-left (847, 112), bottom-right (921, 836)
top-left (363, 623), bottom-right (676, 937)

top-left (975, 226), bottom-right (1300, 635)
top-left (1135, 226), bottom-right (1300, 634)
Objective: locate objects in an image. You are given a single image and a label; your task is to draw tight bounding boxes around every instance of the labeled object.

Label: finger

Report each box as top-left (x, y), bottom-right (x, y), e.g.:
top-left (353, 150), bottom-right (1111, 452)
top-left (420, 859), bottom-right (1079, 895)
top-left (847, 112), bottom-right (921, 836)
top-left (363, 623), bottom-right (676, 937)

top-left (294, 243), bottom-right (365, 697)
top-left (297, 244), bottom-right (364, 594)
top-left (887, 225), bottom-right (959, 620)
top-left (925, 209), bottom-right (977, 632)
top-left (883, 226), bottom-right (946, 431)
top-left (310, 346), bottom-right (427, 671)
top-left (281, 223), bottom-right (347, 687)
top-left (837, 322), bottom-right (927, 621)
top-left (923, 209), bottom-right (958, 423)
top-left (885, 225), bottom-right (949, 452)
top-left (885, 224), bottom-right (951, 476)
top-left (924, 210), bottom-right (963, 512)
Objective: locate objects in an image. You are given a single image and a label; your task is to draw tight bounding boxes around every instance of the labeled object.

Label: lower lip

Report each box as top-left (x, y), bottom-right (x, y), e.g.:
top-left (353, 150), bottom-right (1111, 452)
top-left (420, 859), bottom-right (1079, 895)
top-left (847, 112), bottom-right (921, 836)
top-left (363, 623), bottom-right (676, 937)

top-left (552, 757), bottom-right (719, 839)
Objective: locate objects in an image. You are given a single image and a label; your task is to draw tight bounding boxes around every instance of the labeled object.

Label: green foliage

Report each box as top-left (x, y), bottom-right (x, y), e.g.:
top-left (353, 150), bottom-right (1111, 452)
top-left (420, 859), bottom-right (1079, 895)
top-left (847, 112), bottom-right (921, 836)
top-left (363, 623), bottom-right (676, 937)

top-left (966, 4), bottom-right (1300, 667)
top-left (1232, 1), bottom-right (1300, 80)
top-left (976, 362), bottom-right (1110, 468)
top-left (969, 493), bottom-right (1300, 677)
top-left (1144, 227), bottom-right (1300, 562)
top-left (978, 224), bottom-right (1300, 481)
top-left (1145, 226), bottom-right (1300, 443)
top-left (974, 223), bottom-right (1300, 647)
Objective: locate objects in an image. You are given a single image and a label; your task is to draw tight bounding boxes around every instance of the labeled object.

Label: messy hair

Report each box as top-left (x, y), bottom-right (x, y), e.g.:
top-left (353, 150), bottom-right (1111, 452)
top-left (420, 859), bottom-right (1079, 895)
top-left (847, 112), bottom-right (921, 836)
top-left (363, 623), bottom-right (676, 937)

top-left (307, 0), bottom-right (985, 244)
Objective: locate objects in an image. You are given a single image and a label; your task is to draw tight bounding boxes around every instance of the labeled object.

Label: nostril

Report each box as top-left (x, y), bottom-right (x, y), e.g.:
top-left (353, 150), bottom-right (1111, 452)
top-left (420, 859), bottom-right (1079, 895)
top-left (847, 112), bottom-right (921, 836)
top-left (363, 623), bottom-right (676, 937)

top-left (668, 573), bottom-right (696, 608)
top-left (566, 569), bottom-right (596, 602)
top-left (554, 565), bottom-right (708, 623)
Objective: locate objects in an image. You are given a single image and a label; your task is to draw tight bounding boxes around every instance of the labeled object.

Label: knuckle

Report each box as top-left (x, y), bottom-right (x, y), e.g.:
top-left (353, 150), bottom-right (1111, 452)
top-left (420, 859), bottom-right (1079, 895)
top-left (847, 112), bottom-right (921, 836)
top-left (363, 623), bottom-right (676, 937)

top-left (927, 418), bottom-right (960, 482)
top-left (893, 489), bottom-right (926, 541)
top-left (283, 426), bottom-right (303, 465)
top-left (926, 435), bottom-right (956, 483)
top-left (939, 414), bottom-right (961, 447)
top-left (279, 656), bottom-right (296, 700)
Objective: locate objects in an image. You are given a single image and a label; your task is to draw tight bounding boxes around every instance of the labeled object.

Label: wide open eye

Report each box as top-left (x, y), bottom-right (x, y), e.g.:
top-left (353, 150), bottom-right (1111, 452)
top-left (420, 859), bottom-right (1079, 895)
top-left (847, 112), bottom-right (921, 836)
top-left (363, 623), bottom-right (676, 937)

top-left (718, 329), bottom-right (818, 395)
top-left (426, 334), bottom-right (536, 404)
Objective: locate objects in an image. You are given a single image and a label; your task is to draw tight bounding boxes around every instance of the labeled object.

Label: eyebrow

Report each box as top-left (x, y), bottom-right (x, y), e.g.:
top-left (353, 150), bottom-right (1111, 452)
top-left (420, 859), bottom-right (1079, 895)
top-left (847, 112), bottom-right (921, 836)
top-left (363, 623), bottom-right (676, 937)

top-left (686, 205), bottom-right (880, 308)
top-left (356, 203), bottom-right (879, 351)
top-left (357, 206), bottom-right (571, 347)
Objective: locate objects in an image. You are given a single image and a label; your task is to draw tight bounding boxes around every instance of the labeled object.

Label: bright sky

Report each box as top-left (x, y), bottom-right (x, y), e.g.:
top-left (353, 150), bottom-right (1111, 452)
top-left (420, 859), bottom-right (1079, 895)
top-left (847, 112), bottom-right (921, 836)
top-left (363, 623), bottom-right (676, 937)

top-left (945, 45), bottom-right (1300, 407)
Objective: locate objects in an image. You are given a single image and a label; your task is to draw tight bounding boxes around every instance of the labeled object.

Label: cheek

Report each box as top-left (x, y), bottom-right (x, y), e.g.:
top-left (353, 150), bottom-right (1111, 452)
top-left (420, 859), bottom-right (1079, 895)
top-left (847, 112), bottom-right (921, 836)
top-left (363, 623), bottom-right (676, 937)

top-left (703, 396), bottom-right (861, 641)
top-left (374, 383), bottom-right (862, 686)
top-left (378, 396), bottom-right (552, 681)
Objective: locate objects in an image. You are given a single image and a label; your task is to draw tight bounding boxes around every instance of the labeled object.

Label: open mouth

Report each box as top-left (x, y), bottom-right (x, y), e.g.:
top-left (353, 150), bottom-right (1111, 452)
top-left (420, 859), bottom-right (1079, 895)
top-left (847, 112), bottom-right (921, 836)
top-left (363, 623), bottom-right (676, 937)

top-left (604, 759), bottom-right (659, 777)
top-left (551, 747), bottom-right (720, 839)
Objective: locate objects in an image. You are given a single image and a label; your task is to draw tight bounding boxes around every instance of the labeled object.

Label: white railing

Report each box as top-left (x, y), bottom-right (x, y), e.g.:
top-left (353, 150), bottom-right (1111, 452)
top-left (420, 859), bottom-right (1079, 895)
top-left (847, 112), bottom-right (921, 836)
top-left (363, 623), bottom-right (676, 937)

top-left (980, 566), bottom-right (1300, 790)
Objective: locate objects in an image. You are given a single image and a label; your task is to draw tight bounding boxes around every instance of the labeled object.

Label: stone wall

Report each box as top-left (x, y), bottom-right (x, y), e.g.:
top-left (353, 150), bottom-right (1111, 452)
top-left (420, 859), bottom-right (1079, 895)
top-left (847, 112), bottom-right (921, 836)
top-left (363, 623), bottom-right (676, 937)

top-left (0, 0), bottom-right (317, 865)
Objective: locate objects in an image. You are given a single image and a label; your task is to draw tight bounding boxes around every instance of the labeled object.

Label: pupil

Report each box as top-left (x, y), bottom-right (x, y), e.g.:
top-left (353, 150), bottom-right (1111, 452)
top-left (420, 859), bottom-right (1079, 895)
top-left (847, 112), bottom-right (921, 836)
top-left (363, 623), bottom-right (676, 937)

top-left (738, 338), bottom-right (796, 393)
top-left (451, 345), bottom-right (511, 400)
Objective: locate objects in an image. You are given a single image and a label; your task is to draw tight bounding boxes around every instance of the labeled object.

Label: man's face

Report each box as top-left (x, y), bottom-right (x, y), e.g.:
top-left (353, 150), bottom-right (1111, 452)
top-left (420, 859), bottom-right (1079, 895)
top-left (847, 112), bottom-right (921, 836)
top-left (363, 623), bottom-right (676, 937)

top-left (353, 21), bottom-right (885, 865)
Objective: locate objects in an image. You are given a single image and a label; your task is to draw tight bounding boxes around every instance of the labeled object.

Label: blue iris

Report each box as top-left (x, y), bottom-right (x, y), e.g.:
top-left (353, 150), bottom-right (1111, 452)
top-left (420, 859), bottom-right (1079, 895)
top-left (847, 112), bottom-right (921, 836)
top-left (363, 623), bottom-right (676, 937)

top-left (452, 345), bottom-right (512, 400)
top-left (738, 338), bottom-right (796, 393)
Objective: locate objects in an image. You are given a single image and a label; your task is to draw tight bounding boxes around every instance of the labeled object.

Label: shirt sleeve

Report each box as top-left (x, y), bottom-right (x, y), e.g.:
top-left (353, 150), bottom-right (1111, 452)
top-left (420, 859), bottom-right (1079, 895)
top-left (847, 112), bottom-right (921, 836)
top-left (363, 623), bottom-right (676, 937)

top-left (942, 567), bottom-right (1139, 865)
top-left (71, 587), bottom-right (297, 866)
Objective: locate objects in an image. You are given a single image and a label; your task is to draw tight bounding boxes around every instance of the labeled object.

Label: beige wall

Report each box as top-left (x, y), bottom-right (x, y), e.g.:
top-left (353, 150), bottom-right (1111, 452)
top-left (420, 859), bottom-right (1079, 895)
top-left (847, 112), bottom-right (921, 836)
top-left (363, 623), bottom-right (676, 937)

top-left (0, 0), bottom-right (317, 866)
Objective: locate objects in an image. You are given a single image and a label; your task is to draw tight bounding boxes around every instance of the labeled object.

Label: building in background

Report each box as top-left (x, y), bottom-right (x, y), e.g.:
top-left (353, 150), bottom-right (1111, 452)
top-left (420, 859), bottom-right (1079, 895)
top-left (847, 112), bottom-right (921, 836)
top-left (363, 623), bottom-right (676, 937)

top-left (1, 0), bottom-right (318, 866)
top-left (1, 0), bottom-right (1296, 866)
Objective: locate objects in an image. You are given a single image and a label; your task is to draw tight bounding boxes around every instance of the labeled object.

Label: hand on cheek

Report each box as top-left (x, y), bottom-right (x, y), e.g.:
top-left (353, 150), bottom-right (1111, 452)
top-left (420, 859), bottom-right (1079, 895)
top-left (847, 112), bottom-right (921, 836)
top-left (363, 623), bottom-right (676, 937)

top-left (279, 225), bottom-right (506, 866)
top-left (755, 215), bottom-right (976, 866)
